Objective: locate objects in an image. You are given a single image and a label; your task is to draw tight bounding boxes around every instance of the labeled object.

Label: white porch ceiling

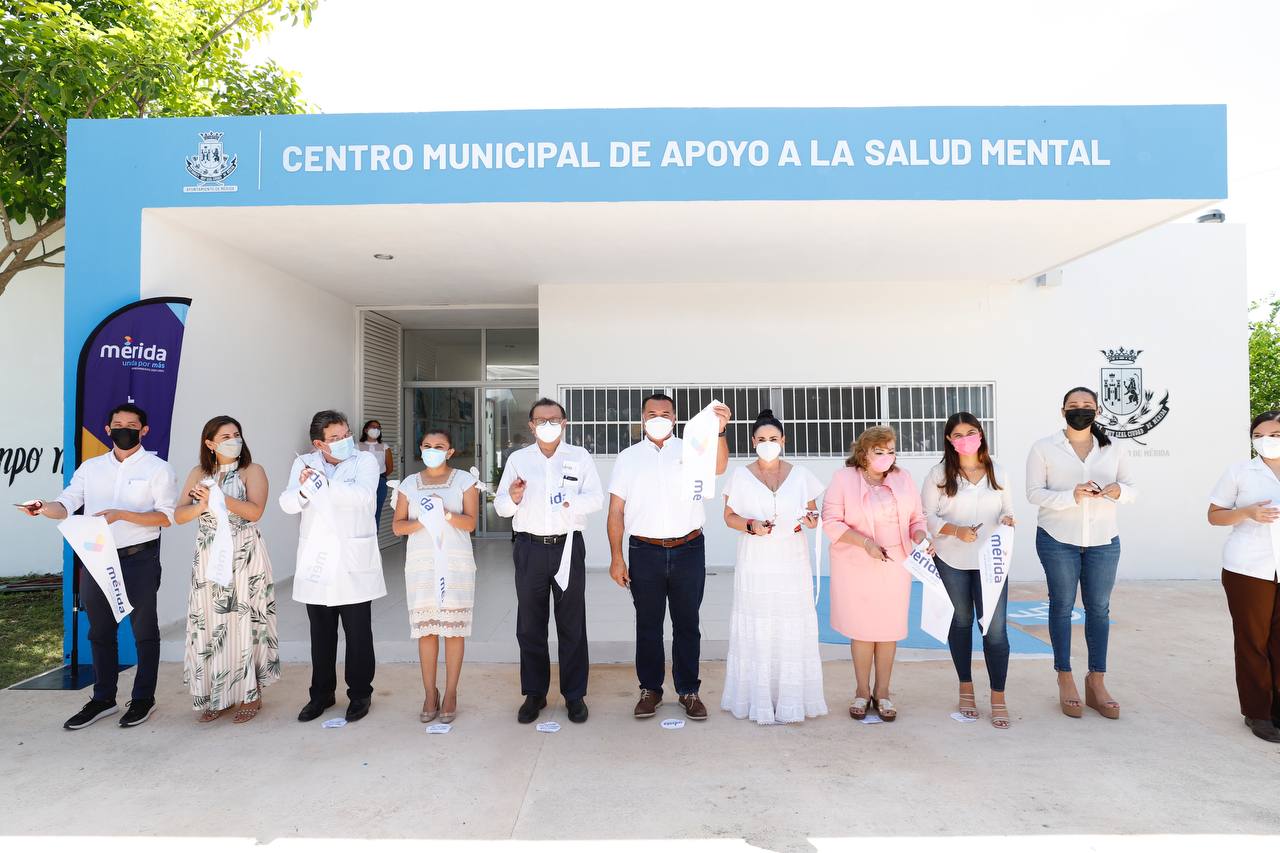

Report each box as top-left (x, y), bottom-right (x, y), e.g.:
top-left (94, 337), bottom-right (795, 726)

top-left (148, 198), bottom-right (1209, 309)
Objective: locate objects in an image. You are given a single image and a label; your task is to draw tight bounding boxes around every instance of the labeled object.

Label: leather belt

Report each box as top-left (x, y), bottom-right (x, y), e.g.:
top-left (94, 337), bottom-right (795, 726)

top-left (516, 531), bottom-right (570, 546)
top-left (631, 529), bottom-right (703, 549)
top-left (118, 539), bottom-right (159, 557)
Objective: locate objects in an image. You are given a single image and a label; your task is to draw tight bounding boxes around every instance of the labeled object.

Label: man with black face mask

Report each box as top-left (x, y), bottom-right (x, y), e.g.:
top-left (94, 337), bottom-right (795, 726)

top-left (21, 402), bottom-right (178, 730)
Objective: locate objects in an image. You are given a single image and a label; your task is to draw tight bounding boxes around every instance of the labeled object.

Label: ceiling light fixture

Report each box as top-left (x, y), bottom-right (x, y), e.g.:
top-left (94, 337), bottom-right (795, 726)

top-left (373, 253), bottom-right (395, 260)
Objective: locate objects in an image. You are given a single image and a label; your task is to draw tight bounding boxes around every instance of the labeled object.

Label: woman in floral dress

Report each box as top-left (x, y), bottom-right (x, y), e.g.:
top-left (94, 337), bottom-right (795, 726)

top-left (175, 415), bottom-right (280, 723)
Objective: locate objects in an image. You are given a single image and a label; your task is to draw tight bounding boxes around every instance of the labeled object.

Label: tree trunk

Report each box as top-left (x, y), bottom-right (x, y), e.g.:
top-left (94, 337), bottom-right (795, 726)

top-left (0, 215), bottom-right (66, 299)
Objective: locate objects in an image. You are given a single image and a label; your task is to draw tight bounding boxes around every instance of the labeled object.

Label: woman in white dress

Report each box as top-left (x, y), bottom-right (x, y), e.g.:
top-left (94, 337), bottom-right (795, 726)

top-left (721, 409), bottom-right (828, 724)
top-left (392, 428), bottom-right (479, 724)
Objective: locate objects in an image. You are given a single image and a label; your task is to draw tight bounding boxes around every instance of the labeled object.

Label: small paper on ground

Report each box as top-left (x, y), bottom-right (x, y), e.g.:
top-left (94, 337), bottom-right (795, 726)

top-left (426, 723), bottom-right (452, 734)
top-left (949, 711), bottom-right (978, 723)
top-left (660, 718), bottom-right (685, 729)
top-left (321, 717), bottom-right (347, 728)
top-left (535, 721), bottom-right (561, 733)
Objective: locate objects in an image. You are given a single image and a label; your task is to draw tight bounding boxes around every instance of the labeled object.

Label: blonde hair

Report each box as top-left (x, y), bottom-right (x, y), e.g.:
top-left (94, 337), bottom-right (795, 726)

top-left (846, 425), bottom-right (897, 471)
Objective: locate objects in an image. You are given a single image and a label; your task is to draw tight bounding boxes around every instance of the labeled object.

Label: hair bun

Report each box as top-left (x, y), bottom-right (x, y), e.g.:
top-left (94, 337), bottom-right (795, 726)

top-left (755, 408), bottom-right (774, 420)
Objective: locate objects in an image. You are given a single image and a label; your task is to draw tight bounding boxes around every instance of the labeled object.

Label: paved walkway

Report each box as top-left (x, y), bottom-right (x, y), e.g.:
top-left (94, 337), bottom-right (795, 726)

top-left (5, 581), bottom-right (1279, 851)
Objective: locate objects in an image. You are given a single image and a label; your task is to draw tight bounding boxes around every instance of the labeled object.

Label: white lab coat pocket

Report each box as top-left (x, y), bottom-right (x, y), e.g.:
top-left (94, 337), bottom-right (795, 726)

top-left (343, 536), bottom-right (380, 573)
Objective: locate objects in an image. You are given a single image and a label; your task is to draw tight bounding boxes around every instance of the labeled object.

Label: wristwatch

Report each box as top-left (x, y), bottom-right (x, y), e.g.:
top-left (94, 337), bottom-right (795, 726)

top-left (746, 520), bottom-right (755, 534)
top-left (444, 511), bottom-right (453, 521)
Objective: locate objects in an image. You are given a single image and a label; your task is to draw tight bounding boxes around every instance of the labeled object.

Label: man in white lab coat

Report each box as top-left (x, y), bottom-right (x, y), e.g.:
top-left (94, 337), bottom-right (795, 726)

top-left (279, 410), bottom-right (385, 723)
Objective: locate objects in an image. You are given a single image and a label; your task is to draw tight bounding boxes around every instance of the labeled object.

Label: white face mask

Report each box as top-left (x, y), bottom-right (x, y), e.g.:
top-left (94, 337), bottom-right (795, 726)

top-left (535, 422), bottom-right (563, 443)
top-left (366, 428), bottom-right (380, 440)
top-left (327, 435), bottom-right (355, 461)
top-left (755, 441), bottom-right (782, 462)
top-left (644, 416), bottom-right (674, 441)
top-left (214, 437), bottom-right (243, 459)
top-left (1254, 436), bottom-right (1280, 459)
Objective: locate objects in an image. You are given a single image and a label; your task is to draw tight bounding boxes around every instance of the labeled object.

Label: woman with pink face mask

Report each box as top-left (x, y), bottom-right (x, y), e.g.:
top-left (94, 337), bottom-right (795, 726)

top-left (822, 425), bottom-right (929, 722)
top-left (922, 412), bottom-right (1016, 729)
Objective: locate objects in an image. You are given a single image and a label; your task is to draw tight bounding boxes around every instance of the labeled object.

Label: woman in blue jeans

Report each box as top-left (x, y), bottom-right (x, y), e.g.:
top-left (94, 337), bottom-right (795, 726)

top-left (922, 412), bottom-right (1016, 728)
top-left (1026, 387), bottom-right (1136, 719)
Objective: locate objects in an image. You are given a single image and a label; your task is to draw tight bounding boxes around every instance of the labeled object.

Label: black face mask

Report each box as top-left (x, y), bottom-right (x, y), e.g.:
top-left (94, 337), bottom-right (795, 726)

top-left (110, 427), bottom-right (141, 450)
top-left (1064, 408), bottom-right (1096, 430)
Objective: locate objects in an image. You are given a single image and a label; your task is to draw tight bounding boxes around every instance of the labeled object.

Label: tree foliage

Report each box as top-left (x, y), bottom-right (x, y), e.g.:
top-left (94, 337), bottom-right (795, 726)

top-left (1249, 294), bottom-right (1280, 417)
top-left (0, 0), bottom-right (321, 297)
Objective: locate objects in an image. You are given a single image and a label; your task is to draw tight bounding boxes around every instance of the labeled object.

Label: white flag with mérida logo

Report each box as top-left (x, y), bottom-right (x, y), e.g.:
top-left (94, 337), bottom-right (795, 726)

top-left (978, 525), bottom-right (1015, 635)
top-left (901, 540), bottom-right (954, 644)
top-left (58, 514), bottom-right (132, 622)
top-left (681, 400), bottom-right (723, 503)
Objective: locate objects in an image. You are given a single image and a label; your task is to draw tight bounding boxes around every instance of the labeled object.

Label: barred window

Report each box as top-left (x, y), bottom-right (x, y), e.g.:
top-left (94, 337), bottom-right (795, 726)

top-left (557, 382), bottom-right (995, 458)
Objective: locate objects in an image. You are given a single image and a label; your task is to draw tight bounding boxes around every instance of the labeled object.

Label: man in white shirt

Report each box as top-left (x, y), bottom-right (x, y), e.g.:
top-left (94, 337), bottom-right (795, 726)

top-left (495, 397), bottom-right (603, 724)
top-left (607, 393), bottom-right (730, 720)
top-left (22, 403), bottom-right (178, 730)
top-left (279, 410), bottom-right (385, 723)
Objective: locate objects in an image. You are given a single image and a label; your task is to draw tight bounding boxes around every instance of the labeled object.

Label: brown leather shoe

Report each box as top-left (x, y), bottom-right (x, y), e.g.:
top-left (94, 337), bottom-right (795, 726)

top-left (633, 689), bottom-right (662, 718)
top-left (678, 693), bottom-right (708, 720)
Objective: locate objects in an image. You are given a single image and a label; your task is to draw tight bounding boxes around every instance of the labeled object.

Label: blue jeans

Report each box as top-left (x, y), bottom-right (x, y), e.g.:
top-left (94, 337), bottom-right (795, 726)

top-left (374, 475), bottom-right (388, 526)
top-left (936, 556), bottom-right (1010, 691)
top-left (628, 534), bottom-right (706, 696)
top-left (1035, 527), bottom-right (1120, 673)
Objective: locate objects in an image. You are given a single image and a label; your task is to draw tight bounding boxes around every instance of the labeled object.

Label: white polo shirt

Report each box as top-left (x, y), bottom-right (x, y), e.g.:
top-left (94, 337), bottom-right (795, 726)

top-left (55, 447), bottom-right (179, 548)
top-left (609, 435), bottom-right (705, 539)
top-left (1025, 431), bottom-right (1136, 548)
top-left (494, 441), bottom-right (604, 535)
top-left (1208, 458), bottom-right (1280, 582)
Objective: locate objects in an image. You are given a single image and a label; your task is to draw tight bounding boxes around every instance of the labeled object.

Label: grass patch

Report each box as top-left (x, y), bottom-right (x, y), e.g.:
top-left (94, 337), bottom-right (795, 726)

top-left (0, 582), bottom-right (62, 688)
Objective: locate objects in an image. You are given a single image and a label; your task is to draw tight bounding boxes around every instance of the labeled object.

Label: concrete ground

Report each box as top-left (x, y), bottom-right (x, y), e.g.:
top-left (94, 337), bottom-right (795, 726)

top-left (3, 580), bottom-right (1279, 851)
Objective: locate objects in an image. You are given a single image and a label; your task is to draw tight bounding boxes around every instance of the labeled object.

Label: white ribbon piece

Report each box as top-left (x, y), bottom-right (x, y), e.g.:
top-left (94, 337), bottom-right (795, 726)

top-left (59, 514), bottom-right (133, 623)
top-left (416, 490), bottom-right (450, 606)
top-left (680, 399), bottom-right (723, 503)
top-left (299, 471), bottom-right (342, 588)
top-left (551, 459), bottom-right (582, 592)
top-left (977, 524), bottom-right (1016, 635)
top-left (901, 540), bottom-right (956, 644)
top-left (812, 512), bottom-right (824, 607)
top-left (202, 477), bottom-right (234, 587)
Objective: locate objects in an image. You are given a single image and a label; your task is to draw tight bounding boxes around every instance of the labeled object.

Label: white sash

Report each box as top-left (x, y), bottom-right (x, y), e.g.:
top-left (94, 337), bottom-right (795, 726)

top-left (901, 540), bottom-right (956, 644)
top-left (299, 471), bottom-right (342, 588)
top-left (551, 458), bottom-right (583, 591)
top-left (202, 476), bottom-right (234, 587)
top-left (59, 515), bottom-right (133, 622)
top-left (681, 400), bottom-right (723, 503)
top-left (415, 486), bottom-right (450, 606)
top-left (977, 525), bottom-right (1016, 635)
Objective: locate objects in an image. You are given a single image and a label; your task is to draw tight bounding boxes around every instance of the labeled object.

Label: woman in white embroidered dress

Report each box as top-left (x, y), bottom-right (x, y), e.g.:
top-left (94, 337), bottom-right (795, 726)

top-left (393, 428), bottom-right (479, 724)
top-left (720, 409), bottom-right (828, 724)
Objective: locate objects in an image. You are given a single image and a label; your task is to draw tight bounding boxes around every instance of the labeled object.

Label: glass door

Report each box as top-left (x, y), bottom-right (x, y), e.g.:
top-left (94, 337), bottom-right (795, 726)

top-left (481, 387), bottom-right (539, 535)
top-left (404, 386), bottom-right (478, 484)
top-left (404, 386), bottom-right (538, 536)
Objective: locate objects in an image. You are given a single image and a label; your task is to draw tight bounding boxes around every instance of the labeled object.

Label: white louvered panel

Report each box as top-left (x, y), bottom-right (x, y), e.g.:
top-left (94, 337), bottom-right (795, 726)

top-left (361, 312), bottom-right (402, 548)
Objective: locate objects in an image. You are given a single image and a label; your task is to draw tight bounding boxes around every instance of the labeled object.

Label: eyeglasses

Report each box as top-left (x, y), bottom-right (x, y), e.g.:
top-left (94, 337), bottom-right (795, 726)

top-left (532, 418), bottom-right (564, 427)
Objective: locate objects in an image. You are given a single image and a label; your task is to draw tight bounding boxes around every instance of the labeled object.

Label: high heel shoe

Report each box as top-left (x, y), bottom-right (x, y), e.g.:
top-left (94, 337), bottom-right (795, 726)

top-left (1058, 676), bottom-right (1083, 718)
top-left (420, 688), bottom-right (440, 723)
top-left (1084, 674), bottom-right (1120, 719)
top-left (440, 694), bottom-right (457, 724)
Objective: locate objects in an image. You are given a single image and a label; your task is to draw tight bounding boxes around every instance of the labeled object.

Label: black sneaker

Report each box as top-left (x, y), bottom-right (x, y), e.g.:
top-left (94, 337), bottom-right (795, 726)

top-left (517, 694), bottom-right (547, 724)
top-left (119, 698), bottom-right (156, 728)
top-left (63, 699), bottom-right (118, 730)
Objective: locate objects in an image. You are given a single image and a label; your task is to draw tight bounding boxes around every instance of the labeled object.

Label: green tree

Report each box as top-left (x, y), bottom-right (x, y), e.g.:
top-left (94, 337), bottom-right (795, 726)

top-left (1249, 294), bottom-right (1280, 416)
top-left (0, 0), bottom-right (321, 298)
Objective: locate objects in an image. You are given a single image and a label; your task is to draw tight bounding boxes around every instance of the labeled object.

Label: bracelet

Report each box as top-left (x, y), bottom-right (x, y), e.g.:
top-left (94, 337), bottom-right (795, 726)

top-left (746, 520), bottom-right (755, 534)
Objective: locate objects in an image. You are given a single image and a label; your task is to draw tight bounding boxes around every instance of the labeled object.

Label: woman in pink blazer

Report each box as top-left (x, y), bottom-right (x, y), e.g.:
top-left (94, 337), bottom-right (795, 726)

top-left (822, 425), bottom-right (929, 722)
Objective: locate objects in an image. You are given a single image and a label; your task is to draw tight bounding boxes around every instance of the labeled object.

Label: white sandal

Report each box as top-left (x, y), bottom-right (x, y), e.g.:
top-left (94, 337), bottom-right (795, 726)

top-left (873, 696), bottom-right (897, 721)
top-left (849, 697), bottom-right (870, 720)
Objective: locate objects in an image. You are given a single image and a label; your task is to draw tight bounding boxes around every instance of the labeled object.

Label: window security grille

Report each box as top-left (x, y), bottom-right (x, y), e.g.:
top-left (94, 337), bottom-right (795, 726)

top-left (556, 383), bottom-right (995, 458)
